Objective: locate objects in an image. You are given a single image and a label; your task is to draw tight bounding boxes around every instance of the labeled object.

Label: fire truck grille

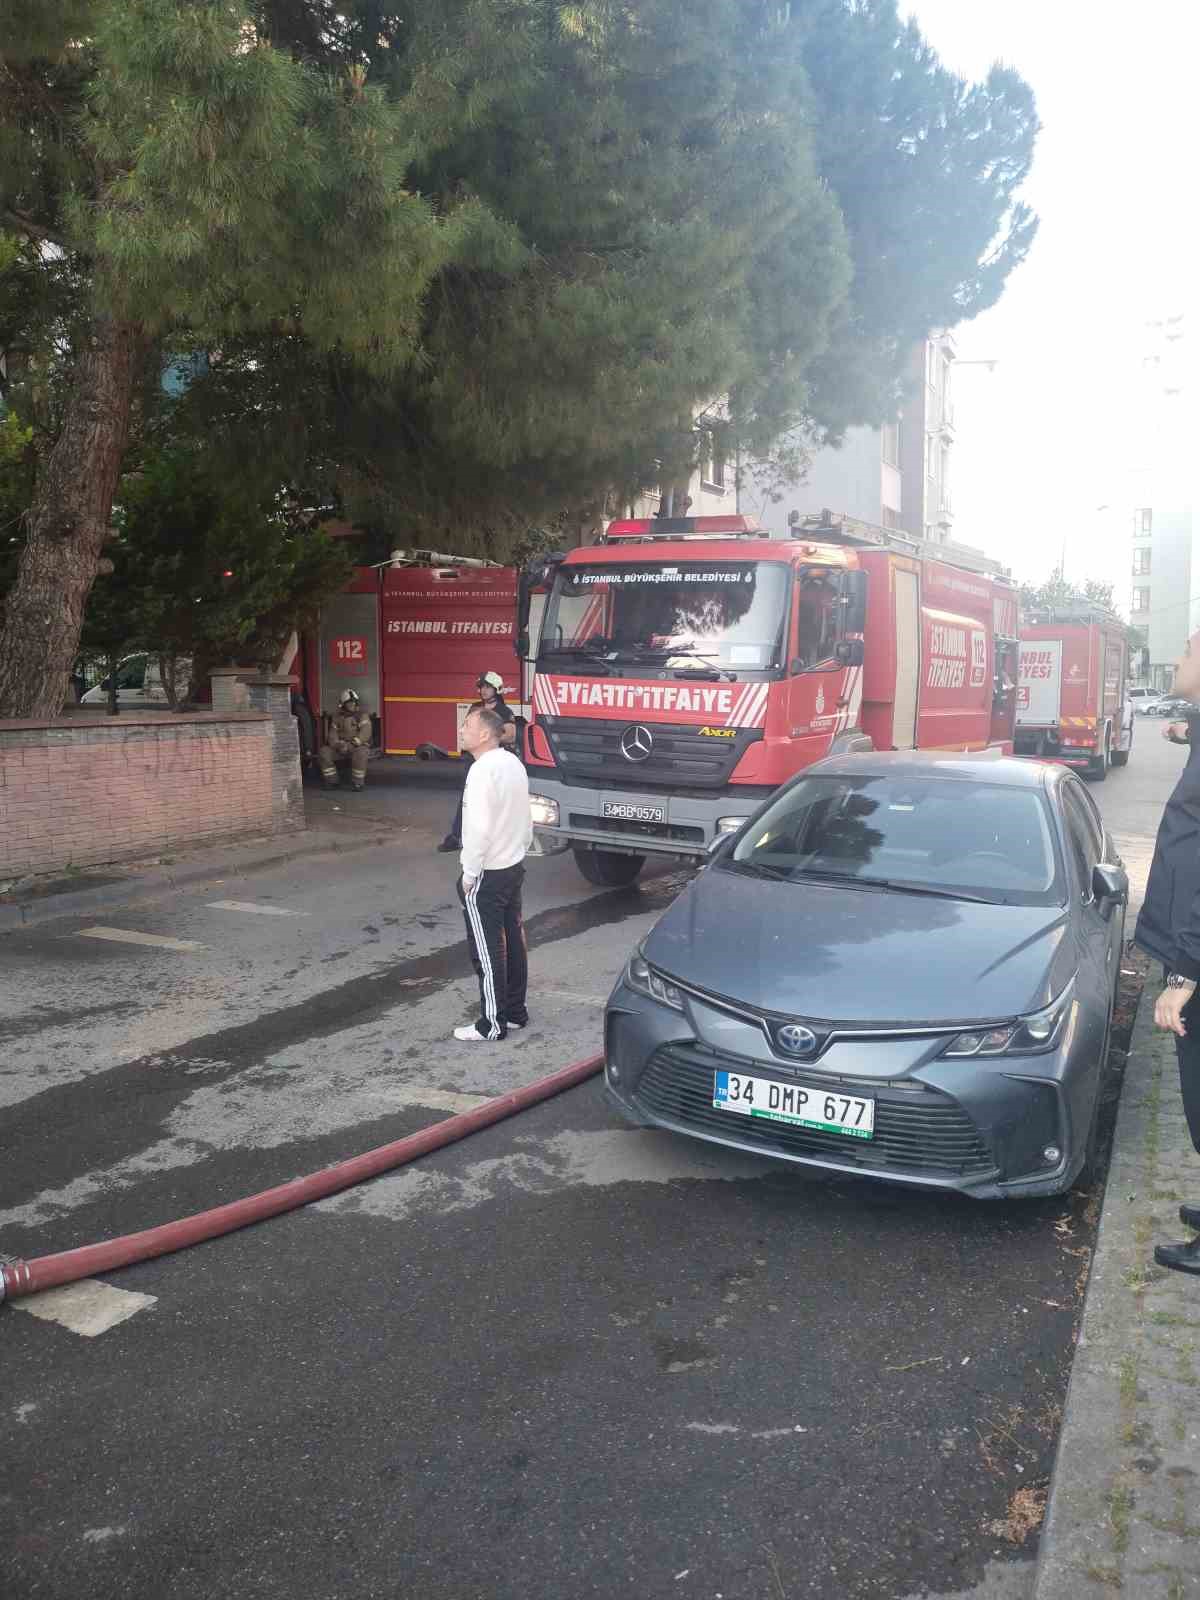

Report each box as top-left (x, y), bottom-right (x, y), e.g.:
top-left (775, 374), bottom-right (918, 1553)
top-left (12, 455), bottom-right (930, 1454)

top-left (543, 716), bottom-right (762, 790)
top-left (634, 1043), bottom-right (997, 1180)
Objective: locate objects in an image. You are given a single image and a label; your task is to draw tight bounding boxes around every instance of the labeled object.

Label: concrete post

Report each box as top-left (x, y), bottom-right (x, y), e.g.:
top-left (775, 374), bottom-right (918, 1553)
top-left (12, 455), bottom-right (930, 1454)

top-left (242, 675), bottom-right (305, 831)
top-left (210, 667), bottom-right (249, 714)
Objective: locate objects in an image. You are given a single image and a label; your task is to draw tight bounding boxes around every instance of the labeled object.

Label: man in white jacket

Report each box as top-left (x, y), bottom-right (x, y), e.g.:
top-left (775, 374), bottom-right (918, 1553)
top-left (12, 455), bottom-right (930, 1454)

top-left (453, 705), bottom-right (533, 1041)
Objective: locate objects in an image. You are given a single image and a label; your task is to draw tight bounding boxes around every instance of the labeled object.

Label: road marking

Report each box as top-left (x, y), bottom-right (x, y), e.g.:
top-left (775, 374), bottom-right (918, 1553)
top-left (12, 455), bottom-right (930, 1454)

top-left (78, 927), bottom-right (204, 953)
top-left (205, 900), bottom-right (309, 917)
top-left (13, 1279), bottom-right (157, 1338)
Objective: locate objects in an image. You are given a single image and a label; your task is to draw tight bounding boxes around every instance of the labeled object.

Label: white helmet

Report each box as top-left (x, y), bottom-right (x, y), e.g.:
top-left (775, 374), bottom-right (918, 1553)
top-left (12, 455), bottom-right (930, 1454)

top-left (339, 689), bottom-right (361, 706)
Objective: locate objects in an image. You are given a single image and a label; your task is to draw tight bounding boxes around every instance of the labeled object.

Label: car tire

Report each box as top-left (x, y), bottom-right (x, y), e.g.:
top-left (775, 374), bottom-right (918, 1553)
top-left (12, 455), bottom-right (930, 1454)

top-left (573, 847), bottom-right (645, 887)
top-left (1072, 1082), bottom-right (1106, 1191)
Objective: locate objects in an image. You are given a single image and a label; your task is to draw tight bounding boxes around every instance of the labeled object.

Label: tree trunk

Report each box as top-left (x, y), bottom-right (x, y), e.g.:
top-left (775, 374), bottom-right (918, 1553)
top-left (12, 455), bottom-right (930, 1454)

top-left (0, 317), bottom-right (143, 720)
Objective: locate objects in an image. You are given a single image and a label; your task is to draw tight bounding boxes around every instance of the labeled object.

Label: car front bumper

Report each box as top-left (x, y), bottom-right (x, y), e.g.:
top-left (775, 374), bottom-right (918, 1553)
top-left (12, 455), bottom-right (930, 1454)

top-left (604, 978), bottom-right (1093, 1200)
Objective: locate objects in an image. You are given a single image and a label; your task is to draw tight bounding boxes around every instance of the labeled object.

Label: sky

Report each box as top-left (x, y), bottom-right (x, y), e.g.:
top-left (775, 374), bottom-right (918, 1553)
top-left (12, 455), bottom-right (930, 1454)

top-left (905, 0), bottom-right (1196, 613)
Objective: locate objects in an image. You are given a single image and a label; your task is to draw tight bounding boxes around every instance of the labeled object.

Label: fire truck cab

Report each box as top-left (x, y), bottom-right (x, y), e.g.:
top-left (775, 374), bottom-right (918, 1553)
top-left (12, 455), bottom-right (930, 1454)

top-left (521, 514), bottom-right (1019, 885)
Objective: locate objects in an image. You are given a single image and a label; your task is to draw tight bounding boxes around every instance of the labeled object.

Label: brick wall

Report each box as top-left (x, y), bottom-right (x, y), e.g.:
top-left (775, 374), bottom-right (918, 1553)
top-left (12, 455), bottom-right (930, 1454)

top-left (0, 707), bottom-right (302, 879)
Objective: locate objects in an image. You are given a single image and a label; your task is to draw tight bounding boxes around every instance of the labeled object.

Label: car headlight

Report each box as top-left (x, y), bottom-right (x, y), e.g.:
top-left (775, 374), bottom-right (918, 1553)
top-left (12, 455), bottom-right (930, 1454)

top-left (625, 951), bottom-right (685, 1011)
top-left (529, 794), bottom-right (559, 827)
top-left (941, 985), bottom-right (1073, 1059)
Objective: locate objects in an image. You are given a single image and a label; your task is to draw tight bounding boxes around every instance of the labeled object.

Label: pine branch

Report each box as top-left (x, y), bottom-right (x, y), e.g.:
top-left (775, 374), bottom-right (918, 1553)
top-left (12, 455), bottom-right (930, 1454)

top-left (2, 209), bottom-right (67, 250)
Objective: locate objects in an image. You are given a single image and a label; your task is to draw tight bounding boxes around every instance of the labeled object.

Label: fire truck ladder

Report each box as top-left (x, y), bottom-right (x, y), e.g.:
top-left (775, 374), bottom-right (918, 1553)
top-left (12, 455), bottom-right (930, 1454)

top-left (378, 548), bottom-right (502, 570)
top-left (791, 510), bottom-right (1012, 583)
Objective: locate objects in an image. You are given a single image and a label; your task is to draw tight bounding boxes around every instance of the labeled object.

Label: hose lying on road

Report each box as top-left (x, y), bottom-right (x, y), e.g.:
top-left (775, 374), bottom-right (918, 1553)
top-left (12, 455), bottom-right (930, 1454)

top-left (0, 1052), bottom-right (604, 1303)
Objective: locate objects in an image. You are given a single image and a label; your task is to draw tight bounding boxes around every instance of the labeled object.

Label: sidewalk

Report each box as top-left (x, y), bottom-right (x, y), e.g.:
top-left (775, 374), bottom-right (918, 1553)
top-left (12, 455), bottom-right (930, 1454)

top-left (0, 757), bottom-right (500, 933)
top-left (0, 792), bottom-right (410, 934)
top-left (1034, 983), bottom-right (1200, 1599)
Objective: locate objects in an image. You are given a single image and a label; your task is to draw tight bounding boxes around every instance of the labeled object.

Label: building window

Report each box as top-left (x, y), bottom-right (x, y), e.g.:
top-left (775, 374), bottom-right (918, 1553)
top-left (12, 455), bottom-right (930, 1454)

top-left (1133, 548), bottom-right (1151, 576)
top-left (1138, 507), bottom-right (1153, 534)
top-left (1131, 587), bottom-right (1151, 613)
top-left (881, 421), bottom-right (900, 467)
top-left (700, 428), bottom-right (727, 491)
top-left (925, 432), bottom-right (936, 478)
top-left (882, 506), bottom-right (900, 530)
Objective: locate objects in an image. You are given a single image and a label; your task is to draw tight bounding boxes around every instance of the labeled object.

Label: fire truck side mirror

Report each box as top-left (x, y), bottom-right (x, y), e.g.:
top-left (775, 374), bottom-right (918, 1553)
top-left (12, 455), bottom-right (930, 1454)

top-left (841, 571), bottom-right (868, 634)
top-left (835, 639), bottom-right (864, 668)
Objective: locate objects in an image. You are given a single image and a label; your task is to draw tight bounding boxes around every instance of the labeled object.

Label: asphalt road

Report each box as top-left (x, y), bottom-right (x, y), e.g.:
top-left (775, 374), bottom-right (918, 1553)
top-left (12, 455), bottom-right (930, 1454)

top-left (0, 730), bottom-right (1184, 1600)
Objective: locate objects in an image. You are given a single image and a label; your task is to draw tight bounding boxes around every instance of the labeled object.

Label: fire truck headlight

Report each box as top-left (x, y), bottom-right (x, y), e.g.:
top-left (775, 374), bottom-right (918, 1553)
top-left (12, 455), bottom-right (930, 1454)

top-left (530, 794), bottom-right (560, 828)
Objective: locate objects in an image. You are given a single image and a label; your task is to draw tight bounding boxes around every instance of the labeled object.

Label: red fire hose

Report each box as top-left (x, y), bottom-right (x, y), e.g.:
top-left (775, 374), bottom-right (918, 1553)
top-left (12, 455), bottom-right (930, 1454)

top-left (1, 1052), bottom-right (604, 1303)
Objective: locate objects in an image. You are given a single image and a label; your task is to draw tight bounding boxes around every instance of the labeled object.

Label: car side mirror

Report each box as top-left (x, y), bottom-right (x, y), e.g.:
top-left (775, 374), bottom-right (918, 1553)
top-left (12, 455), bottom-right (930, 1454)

top-left (707, 828), bottom-right (741, 858)
top-left (1092, 863), bottom-right (1128, 907)
top-left (835, 639), bottom-right (864, 667)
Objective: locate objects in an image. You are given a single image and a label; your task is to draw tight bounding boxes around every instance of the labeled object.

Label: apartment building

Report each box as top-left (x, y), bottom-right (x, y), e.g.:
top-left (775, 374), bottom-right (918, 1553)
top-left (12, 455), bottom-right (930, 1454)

top-left (738, 334), bottom-right (955, 541)
top-left (1129, 506), bottom-right (1198, 687)
top-left (898, 332), bottom-right (956, 544)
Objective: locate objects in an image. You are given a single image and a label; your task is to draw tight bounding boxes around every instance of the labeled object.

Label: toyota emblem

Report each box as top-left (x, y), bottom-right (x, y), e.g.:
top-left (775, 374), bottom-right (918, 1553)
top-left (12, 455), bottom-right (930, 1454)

top-left (620, 724), bottom-right (654, 762)
top-left (775, 1023), bottom-right (818, 1057)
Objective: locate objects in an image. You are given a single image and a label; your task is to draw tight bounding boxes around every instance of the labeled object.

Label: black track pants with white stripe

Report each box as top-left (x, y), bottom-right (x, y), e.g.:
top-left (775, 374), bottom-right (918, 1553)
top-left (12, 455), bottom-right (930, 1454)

top-left (458, 864), bottom-right (528, 1039)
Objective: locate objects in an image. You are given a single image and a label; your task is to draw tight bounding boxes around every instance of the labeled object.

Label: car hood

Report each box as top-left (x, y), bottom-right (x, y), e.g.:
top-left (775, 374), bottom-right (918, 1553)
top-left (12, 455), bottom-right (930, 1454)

top-left (642, 866), bottom-right (1073, 1025)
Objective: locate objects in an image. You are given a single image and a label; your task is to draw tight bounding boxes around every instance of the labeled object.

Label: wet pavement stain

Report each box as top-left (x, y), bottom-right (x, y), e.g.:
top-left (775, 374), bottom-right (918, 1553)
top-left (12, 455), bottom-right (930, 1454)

top-left (1, 879), bottom-right (684, 1213)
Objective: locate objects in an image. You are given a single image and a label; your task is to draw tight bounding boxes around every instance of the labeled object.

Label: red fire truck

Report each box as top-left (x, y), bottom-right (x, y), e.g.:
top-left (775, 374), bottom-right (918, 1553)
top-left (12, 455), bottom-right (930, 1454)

top-left (520, 513), bottom-right (1020, 885)
top-left (297, 552), bottom-right (533, 759)
top-left (1015, 606), bottom-right (1134, 780)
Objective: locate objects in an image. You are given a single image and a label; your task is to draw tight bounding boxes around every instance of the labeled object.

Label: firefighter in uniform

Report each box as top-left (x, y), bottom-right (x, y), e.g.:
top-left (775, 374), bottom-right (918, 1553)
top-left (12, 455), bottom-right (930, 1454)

top-left (319, 689), bottom-right (373, 791)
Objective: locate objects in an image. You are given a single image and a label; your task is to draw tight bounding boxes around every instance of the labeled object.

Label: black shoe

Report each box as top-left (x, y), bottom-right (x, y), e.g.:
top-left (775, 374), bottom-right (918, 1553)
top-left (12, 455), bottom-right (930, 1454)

top-left (350, 783), bottom-right (364, 792)
top-left (1180, 1204), bottom-right (1200, 1230)
top-left (437, 836), bottom-right (461, 853)
top-left (1154, 1237), bottom-right (1200, 1275)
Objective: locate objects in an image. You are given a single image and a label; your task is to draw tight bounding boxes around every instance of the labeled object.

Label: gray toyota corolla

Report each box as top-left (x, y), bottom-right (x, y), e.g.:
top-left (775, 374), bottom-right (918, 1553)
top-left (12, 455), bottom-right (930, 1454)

top-left (604, 752), bottom-right (1128, 1199)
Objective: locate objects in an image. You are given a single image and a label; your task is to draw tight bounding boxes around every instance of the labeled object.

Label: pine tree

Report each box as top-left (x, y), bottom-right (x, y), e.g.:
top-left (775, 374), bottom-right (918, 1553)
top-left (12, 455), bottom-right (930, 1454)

top-left (0, 0), bottom-right (496, 716)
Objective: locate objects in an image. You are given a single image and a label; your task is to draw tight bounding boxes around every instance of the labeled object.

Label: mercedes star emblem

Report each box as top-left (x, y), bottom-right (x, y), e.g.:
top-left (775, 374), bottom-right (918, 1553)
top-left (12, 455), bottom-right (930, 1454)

top-left (620, 724), bottom-right (654, 762)
top-left (775, 1023), bottom-right (818, 1057)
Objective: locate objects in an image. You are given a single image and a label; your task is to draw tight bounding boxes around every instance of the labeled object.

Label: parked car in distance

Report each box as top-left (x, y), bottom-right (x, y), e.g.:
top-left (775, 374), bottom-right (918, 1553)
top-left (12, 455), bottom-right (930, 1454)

top-left (80, 654), bottom-right (190, 710)
top-left (604, 751), bottom-right (1127, 1200)
top-left (1145, 696), bottom-right (1197, 719)
top-left (1129, 687), bottom-right (1164, 715)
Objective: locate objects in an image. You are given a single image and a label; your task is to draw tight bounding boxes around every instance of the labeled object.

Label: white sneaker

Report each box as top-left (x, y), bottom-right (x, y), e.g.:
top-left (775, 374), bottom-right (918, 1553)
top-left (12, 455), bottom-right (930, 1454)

top-left (453, 1024), bottom-right (499, 1042)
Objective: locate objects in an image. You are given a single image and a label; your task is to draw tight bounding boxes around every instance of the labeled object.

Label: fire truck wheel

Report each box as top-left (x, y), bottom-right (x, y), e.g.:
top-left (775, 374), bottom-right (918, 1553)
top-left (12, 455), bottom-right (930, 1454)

top-left (1111, 724), bottom-right (1132, 767)
top-left (573, 848), bottom-right (645, 887)
top-left (1089, 728), bottom-right (1111, 782)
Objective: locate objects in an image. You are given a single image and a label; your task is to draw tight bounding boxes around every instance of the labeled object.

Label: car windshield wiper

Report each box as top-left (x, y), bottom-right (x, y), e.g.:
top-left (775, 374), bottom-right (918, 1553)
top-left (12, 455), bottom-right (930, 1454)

top-left (606, 646), bottom-right (739, 681)
top-left (793, 871), bottom-right (998, 904)
top-left (538, 647), bottom-right (611, 674)
top-left (672, 665), bottom-right (737, 682)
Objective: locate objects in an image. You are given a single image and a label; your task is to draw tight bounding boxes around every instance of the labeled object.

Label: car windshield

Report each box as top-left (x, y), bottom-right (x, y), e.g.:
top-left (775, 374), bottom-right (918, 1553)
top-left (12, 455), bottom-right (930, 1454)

top-left (725, 774), bottom-right (1062, 906)
top-left (539, 560), bottom-right (789, 670)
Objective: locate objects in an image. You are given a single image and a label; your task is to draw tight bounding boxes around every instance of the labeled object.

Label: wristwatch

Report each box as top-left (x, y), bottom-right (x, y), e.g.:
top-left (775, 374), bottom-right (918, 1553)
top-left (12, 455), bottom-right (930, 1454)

top-left (1166, 973), bottom-right (1196, 989)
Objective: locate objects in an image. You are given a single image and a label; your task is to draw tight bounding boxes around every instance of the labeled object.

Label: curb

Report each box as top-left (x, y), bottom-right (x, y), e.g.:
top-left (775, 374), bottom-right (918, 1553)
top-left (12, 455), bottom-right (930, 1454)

top-left (0, 825), bottom-right (399, 934)
top-left (1033, 983), bottom-right (1200, 1598)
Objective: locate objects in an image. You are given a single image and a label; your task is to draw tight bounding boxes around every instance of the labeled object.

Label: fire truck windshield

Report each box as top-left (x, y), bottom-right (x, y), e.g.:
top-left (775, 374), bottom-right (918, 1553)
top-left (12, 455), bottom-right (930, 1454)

top-left (539, 561), bottom-right (789, 671)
